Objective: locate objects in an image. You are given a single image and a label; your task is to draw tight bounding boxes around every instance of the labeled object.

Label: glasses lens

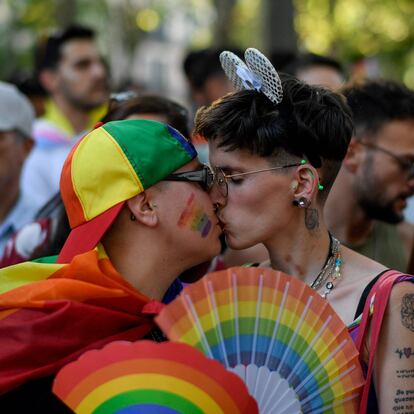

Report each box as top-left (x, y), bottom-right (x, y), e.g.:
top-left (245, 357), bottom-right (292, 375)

top-left (213, 167), bottom-right (228, 197)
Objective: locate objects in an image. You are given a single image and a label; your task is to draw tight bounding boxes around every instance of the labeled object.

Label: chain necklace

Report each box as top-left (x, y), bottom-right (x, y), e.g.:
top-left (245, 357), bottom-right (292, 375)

top-left (310, 233), bottom-right (343, 299)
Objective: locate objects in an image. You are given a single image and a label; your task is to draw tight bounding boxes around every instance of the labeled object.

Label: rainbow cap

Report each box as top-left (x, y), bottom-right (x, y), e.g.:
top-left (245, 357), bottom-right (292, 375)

top-left (57, 119), bottom-right (196, 263)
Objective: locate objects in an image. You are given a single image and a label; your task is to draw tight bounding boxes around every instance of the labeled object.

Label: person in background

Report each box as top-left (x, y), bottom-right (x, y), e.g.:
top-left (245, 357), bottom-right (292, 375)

top-left (325, 80), bottom-right (414, 272)
top-left (0, 82), bottom-right (37, 257)
top-left (8, 71), bottom-right (48, 117)
top-left (282, 52), bottom-right (346, 90)
top-left (183, 47), bottom-right (243, 164)
top-left (183, 48), bottom-right (241, 110)
top-left (102, 92), bottom-right (190, 138)
top-left (0, 94), bottom-right (191, 268)
top-left (0, 120), bottom-right (222, 412)
top-left (20, 24), bottom-right (109, 207)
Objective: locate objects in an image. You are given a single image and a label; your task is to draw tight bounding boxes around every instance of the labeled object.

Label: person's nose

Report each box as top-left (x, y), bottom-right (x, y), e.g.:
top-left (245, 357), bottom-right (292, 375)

top-left (407, 174), bottom-right (414, 195)
top-left (208, 182), bottom-right (227, 209)
top-left (91, 60), bottom-right (107, 80)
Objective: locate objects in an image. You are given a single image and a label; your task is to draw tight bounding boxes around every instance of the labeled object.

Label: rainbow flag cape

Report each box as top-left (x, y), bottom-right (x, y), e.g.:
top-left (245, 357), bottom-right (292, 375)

top-left (0, 246), bottom-right (160, 395)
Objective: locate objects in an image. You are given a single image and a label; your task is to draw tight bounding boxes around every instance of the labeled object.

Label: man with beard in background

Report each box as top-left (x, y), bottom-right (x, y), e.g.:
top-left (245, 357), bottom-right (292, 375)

top-left (325, 79), bottom-right (414, 271)
top-left (21, 24), bottom-right (109, 207)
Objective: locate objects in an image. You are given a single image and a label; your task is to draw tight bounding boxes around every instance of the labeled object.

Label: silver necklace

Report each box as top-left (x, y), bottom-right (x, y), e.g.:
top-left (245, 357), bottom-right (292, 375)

top-left (310, 234), bottom-right (343, 298)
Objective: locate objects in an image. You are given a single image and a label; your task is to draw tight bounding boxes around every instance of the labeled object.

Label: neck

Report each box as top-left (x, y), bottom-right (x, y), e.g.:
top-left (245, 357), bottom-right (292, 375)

top-left (0, 185), bottom-right (19, 224)
top-left (324, 173), bottom-right (374, 245)
top-left (265, 220), bottom-right (331, 286)
top-left (103, 230), bottom-right (187, 301)
top-left (53, 95), bottom-right (91, 135)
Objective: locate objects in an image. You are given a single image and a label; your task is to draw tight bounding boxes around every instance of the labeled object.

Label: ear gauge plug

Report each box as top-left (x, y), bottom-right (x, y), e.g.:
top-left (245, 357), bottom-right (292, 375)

top-left (292, 197), bottom-right (310, 208)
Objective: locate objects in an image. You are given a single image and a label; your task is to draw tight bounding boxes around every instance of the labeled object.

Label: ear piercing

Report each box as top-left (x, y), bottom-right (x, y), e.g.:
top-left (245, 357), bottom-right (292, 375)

top-left (293, 197), bottom-right (311, 208)
top-left (151, 203), bottom-right (158, 208)
top-left (130, 213), bottom-right (136, 221)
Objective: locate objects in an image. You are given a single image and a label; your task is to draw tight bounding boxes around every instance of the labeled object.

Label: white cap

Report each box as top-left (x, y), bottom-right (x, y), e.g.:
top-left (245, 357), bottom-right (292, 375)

top-left (0, 81), bottom-right (35, 137)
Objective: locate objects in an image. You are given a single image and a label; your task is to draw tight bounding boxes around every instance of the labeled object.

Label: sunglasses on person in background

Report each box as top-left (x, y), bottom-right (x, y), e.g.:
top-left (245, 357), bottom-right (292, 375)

top-left (359, 141), bottom-right (414, 178)
top-left (163, 165), bottom-right (215, 193)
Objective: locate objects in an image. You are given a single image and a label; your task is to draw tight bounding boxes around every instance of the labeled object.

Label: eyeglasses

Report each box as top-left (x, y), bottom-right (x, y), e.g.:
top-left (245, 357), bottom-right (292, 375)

top-left (163, 165), bottom-right (215, 192)
top-left (212, 162), bottom-right (304, 197)
top-left (359, 141), bottom-right (414, 178)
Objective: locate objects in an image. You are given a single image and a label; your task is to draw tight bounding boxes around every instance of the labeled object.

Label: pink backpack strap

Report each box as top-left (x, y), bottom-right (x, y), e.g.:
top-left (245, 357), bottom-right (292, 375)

top-left (355, 270), bottom-right (405, 413)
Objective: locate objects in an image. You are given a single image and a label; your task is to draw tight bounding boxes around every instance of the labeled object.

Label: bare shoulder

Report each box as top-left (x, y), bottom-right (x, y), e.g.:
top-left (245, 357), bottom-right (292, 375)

top-left (388, 280), bottom-right (414, 312)
top-left (341, 245), bottom-right (387, 286)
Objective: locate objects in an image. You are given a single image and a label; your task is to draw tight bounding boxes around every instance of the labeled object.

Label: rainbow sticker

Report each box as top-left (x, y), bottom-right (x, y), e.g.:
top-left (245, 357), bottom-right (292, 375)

top-left (156, 267), bottom-right (365, 413)
top-left (53, 340), bottom-right (258, 414)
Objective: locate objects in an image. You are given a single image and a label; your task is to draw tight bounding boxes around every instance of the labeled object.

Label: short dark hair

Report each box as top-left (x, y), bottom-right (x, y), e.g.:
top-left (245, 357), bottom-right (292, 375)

top-left (194, 76), bottom-right (354, 199)
top-left (342, 79), bottom-right (414, 139)
top-left (35, 24), bottom-right (95, 73)
top-left (101, 94), bottom-right (191, 139)
top-left (282, 53), bottom-right (345, 79)
top-left (183, 48), bottom-right (242, 91)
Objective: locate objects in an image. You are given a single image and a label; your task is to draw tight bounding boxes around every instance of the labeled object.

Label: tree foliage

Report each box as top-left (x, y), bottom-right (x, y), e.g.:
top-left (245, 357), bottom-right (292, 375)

top-left (294, 0), bottom-right (414, 86)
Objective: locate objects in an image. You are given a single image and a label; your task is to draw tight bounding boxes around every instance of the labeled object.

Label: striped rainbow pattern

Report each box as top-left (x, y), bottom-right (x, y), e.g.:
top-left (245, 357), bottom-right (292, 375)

top-left (53, 340), bottom-right (258, 414)
top-left (156, 267), bottom-right (365, 413)
top-left (60, 120), bottom-right (196, 228)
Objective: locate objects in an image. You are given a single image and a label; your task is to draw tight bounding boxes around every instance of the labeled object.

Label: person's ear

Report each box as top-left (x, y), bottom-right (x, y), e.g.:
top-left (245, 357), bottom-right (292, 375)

top-left (342, 137), bottom-right (365, 173)
top-left (292, 164), bottom-right (320, 201)
top-left (22, 137), bottom-right (34, 158)
top-left (126, 192), bottom-right (158, 227)
top-left (39, 69), bottom-right (58, 94)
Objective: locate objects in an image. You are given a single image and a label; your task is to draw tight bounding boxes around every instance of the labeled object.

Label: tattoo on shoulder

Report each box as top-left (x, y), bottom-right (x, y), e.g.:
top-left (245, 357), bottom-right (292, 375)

top-left (396, 347), bottom-right (414, 359)
top-left (305, 208), bottom-right (319, 230)
top-left (401, 294), bottom-right (414, 332)
top-left (393, 387), bottom-right (414, 413)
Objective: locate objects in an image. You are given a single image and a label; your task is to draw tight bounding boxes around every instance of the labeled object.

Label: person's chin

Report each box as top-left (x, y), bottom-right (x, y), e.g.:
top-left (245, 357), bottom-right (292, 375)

top-left (225, 233), bottom-right (250, 250)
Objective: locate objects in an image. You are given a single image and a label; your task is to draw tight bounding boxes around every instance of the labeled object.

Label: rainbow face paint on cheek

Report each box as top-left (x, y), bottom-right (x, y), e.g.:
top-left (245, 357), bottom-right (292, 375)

top-left (177, 193), bottom-right (212, 238)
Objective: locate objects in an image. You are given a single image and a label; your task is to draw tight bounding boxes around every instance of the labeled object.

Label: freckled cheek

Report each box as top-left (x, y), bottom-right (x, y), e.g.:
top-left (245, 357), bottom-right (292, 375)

top-left (176, 193), bottom-right (213, 238)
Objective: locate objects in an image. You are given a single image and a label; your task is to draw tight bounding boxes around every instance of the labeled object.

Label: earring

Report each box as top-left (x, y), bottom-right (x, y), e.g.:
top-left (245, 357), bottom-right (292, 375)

top-left (292, 197), bottom-right (310, 208)
top-left (291, 181), bottom-right (298, 191)
top-left (150, 203), bottom-right (158, 208)
top-left (130, 213), bottom-right (136, 221)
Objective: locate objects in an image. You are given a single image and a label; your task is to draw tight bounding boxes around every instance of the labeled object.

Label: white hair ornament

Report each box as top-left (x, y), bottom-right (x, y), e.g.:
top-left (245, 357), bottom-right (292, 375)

top-left (219, 48), bottom-right (283, 105)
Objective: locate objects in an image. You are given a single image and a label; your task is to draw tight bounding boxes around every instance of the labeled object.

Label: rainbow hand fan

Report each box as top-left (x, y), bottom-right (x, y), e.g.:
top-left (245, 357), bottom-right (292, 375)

top-left (53, 340), bottom-right (258, 414)
top-left (156, 267), bottom-right (365, 413)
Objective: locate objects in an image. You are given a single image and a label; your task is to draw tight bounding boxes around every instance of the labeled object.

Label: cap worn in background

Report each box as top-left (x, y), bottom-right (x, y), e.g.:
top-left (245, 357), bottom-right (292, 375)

top-left (0, 81), bottom-right (35, 137)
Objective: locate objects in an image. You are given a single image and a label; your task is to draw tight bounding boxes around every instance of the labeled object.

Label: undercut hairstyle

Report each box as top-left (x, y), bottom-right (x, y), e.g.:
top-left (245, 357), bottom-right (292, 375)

top-left (194, 76), bottom-right (354, 201)
top-left (101, 94), bottom-right (191, 140)
top-left (35, 24), bottom-right (95, 73)
top-left (342, 79), bottom-right (414, 140)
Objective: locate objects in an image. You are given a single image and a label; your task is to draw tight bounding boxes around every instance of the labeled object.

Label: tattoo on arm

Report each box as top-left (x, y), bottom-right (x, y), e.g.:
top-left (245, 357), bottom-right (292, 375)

top-left (396, 348), bottom-right (414, 359)
top-left (305, 208), bottom-right (319, 230)
top-left (401, 294), bottom-right (414, 332)
top-left (393, 386), bottom-right (414, 413)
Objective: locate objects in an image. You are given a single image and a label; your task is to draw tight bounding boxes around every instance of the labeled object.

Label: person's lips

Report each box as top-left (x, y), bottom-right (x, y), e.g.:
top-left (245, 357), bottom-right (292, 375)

top-left (395, 197), bottom-right (407, 210)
